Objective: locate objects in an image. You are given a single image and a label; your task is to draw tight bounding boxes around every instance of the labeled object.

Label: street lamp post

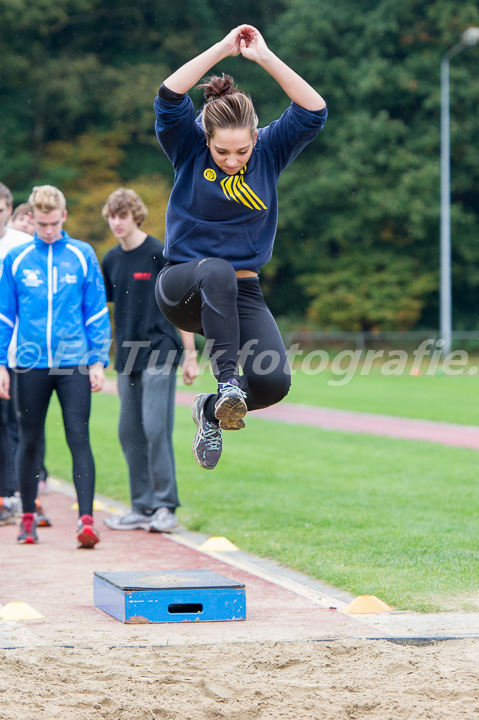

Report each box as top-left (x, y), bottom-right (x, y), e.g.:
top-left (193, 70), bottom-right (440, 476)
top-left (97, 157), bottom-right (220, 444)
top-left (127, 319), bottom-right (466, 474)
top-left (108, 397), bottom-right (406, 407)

top-left (440, 27), bottom-right (479, 357)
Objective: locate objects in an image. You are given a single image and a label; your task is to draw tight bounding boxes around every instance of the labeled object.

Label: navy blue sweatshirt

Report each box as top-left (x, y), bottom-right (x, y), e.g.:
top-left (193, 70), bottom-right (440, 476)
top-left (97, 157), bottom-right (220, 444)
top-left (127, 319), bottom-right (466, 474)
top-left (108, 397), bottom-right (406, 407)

top-left (154, 90), bottom-right (327, 273)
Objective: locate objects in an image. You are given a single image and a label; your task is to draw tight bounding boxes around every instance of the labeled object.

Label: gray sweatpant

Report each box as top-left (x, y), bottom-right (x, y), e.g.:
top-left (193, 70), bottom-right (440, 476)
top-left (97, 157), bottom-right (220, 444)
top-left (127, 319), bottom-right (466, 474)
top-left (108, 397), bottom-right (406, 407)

top-left (117, 366), bottom-right (179, 513)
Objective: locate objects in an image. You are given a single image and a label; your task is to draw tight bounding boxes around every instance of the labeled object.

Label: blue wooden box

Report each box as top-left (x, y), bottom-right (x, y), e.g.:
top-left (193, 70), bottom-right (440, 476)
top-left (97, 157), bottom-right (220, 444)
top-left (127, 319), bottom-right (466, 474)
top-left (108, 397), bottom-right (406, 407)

top-left (93, 570), bottom-right (246, 623)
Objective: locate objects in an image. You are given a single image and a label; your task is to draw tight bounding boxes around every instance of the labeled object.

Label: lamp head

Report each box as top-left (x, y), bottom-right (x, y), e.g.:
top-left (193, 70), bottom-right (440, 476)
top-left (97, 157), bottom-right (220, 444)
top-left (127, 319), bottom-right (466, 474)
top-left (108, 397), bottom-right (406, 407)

top-left (461, 27), bottom-right (479, 46)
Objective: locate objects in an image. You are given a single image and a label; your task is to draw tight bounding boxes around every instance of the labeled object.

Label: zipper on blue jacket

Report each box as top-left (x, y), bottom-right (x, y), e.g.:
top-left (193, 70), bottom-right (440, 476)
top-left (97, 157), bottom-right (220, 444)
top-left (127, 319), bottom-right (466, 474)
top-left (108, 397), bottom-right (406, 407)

top-left (47, 245), bottom-right (53, 367)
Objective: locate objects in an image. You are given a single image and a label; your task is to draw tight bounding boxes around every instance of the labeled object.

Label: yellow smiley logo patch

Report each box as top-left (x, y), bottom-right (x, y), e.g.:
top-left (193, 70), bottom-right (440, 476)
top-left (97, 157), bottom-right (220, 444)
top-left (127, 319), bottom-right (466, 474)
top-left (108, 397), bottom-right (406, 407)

top-left (204, 168), bottom-right (217, 182)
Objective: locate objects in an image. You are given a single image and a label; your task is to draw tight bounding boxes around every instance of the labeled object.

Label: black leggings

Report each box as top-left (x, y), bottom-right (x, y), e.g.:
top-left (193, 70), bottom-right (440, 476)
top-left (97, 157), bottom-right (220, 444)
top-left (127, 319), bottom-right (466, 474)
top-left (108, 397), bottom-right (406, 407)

top-left (14, 367), bottom-right (95, 515)
top-left (155, 258), bottom-right (291, 411)
top-left (0, 371), bottom-right (47, 497)
top-left (0, 397), bottom-right (16, 497)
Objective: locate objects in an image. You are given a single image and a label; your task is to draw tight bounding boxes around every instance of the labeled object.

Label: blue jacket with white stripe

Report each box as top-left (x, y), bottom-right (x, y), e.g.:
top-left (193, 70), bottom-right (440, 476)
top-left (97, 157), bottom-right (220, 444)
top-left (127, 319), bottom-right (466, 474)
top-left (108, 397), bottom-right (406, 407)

top-left (0, 232), bottom-right (111, 369)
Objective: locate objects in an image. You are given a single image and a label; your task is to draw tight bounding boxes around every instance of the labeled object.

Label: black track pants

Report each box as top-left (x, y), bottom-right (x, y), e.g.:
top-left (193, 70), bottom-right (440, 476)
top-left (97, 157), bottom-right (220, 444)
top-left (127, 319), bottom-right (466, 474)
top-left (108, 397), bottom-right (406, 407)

top-left (156, 258), bottom-right (291, 411)
top-left (14, 367), bottom-right (95, 515)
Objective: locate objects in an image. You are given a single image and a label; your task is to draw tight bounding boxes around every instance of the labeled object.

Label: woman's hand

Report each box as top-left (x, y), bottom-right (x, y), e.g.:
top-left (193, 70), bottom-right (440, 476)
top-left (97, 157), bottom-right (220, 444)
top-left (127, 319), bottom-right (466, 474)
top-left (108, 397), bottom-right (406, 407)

top-left (238, 26), bottom-right (269, 63)
top-left (219, 25), bottom-right (268, 61)
top-left (219, 26), bottom-right (244, 57)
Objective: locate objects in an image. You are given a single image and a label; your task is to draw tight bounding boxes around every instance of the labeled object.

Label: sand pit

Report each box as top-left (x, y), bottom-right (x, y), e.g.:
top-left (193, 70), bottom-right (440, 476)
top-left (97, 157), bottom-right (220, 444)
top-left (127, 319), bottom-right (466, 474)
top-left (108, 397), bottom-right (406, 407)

top-left (2, 638), bottom-right (479, 719)
top-left (3, 488), bottom-right (479, 718)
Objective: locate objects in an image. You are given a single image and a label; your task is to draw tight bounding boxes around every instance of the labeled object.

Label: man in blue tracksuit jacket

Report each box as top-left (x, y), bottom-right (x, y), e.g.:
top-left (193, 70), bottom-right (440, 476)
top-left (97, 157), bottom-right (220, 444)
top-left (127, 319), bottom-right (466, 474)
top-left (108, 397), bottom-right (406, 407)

top-left (0, 185), bottom-right (111, 546)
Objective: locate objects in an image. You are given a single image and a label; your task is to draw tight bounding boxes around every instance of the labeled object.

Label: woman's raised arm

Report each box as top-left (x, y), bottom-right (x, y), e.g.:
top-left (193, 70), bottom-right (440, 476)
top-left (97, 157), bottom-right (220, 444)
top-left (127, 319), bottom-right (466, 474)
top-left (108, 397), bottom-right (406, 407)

top-left (163, 25), bottom-right (325, 111)
top-left (239, 26), bottom-right (326, 111)
top-left (163, 26), bottom-right (248, 94)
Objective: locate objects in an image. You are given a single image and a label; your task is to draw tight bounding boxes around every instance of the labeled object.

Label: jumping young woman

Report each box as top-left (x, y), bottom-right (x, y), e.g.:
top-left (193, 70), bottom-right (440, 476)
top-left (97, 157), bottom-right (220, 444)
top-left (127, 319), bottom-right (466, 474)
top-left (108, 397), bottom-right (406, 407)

top-left (154, 25), bottom-right (327, 470)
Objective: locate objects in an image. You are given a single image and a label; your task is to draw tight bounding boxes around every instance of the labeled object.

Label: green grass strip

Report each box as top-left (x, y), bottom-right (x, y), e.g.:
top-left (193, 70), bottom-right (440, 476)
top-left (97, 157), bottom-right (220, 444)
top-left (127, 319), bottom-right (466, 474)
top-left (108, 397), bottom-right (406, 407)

top-left (45, 389), bottom-right (479, 613)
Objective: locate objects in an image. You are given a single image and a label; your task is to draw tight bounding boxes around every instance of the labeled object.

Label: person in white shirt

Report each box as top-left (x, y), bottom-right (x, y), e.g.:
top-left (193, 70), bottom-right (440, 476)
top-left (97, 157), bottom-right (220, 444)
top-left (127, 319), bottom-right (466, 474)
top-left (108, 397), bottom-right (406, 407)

top-left (0, 183), bottom-right (32, 525)
top-left (8, 202), bottom-right (35, 236)
top-left (0, 186), bottom-right (50, 526)
top-left (0, 186), bottom-right (31, 267)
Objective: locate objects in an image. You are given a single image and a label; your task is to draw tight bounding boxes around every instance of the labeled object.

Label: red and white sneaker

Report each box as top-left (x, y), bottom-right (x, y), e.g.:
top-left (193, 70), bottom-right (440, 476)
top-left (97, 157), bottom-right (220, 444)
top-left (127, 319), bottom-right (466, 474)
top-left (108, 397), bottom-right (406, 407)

top-left (17, 513), bottom-right (38, 544)
top-left (76, 514), bottom-right (100, 548)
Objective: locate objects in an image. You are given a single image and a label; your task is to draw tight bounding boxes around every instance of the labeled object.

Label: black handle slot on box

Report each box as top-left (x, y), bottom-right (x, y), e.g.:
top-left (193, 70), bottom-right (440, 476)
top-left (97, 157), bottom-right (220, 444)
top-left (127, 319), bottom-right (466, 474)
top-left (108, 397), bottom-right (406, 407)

top-left (168, 603), bottom-right (203, 614)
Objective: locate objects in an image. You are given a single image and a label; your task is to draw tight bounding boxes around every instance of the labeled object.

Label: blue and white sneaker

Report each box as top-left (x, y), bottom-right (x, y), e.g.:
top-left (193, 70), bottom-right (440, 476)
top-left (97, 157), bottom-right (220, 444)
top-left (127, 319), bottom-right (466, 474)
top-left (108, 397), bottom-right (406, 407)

top-left (214, 381), bottom-right (247, 430)
top-left (191, 393), bottom-right (223, 470)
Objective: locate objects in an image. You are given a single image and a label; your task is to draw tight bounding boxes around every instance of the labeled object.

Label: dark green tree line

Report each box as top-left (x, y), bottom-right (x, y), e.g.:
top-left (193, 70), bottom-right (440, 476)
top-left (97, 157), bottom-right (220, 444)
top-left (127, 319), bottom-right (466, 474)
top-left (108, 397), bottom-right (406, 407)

top-left (1, 0), bottom-right (478, 329)
top-left (264, 0), bottom-right (479, 330)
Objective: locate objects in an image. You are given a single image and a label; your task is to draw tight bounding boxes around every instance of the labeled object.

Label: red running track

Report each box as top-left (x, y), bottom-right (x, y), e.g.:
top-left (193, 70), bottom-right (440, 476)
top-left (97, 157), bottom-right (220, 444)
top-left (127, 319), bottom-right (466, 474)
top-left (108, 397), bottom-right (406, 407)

top-left (176, 392), bottom-right (479, 451)
top-left (103, 379), bottom-right (479, 451)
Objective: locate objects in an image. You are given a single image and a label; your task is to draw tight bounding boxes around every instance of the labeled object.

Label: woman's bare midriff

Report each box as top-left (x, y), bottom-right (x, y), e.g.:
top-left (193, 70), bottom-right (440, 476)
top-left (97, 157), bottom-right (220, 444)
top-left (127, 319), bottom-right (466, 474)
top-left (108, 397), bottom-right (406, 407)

top-left (235, 270), bottom-right (258, 278)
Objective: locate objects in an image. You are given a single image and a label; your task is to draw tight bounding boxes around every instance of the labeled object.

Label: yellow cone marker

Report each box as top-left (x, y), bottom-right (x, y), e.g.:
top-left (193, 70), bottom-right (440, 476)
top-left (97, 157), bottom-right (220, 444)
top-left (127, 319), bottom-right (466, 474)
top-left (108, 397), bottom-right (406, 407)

top-left (0, 602), bottom-right (44, 621)
top-left (198, 536), bottom-right (239, 552)
top-left (342, 595), bottom-right (393, 614)
top-left (70, 499), bottom-right (105, 511)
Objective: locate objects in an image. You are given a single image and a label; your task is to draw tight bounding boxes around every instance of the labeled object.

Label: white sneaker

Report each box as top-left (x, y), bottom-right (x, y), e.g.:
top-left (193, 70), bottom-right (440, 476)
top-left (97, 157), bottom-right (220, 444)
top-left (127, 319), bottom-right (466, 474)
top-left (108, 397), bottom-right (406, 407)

top-left (149, 507), bottom-right (179, 533)
top-left (0, 498), bottom-right (16, 526)
top-left (103, 510), bottom-right (152, 530)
